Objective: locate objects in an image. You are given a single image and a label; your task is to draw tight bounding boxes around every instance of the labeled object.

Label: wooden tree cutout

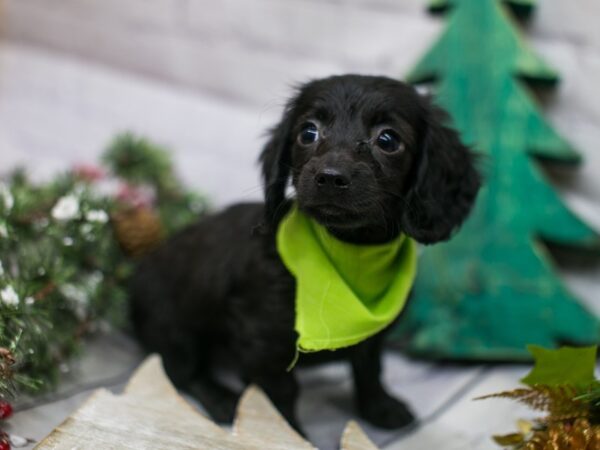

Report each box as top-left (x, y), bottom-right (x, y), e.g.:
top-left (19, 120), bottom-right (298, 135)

top-left (393, 0), bottom-right (600, 360)
top-left (35, 355), bottom-right (379, 450)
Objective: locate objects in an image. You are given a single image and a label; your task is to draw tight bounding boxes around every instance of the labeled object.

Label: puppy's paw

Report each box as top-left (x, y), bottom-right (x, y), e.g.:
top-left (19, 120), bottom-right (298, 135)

top-left (207, 396), bottom-right (238, 424)
top-left (358, 393), bottom-right (416, 430)
top-left (187, 379), bottom-right (239, 424)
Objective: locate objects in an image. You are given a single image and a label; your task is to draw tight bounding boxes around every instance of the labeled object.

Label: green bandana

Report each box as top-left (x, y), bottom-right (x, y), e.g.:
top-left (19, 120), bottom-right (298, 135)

top-left (276, 204), bottom-right (417, 353)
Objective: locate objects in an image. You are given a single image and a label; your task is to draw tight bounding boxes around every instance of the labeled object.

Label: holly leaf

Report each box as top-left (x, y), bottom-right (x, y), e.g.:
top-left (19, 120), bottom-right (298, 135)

top-left (521, 345), bottom-right (597, 388)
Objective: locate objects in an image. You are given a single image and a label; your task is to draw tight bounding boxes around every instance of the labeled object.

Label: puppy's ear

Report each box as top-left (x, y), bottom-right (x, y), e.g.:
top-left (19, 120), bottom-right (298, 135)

top-left (402, 100), bottom-right (481, 244)
top-left (259, 102), bottom-right (296, 225)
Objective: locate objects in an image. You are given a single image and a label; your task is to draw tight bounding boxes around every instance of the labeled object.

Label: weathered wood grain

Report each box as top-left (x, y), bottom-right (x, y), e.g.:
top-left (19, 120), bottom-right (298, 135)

top-left (35, 355), bottom-right (379, 450)
top-left (340, 421), bottom-right (379, 450)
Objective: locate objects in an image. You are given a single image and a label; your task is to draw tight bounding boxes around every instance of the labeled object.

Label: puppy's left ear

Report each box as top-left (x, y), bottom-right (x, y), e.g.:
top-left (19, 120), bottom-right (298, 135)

top-left (402, 101), bottom-right (481, 244)
top-left (259, 102), bottom-right (296, 226)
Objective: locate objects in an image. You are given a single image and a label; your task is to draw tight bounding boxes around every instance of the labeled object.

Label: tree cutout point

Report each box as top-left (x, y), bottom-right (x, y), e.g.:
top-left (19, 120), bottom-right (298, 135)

top-left (35, 355), bottom-right (379, 450)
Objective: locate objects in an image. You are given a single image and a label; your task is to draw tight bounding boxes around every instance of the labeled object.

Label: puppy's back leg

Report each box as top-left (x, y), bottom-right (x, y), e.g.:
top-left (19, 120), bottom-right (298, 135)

top-left (242, 367), bottom-right (301, 432)
top-left (233, 332), bottom-right (302, 432)
top-left (129, 267), bottom-right (204, 388)
top-left (186, 375), bottom-right (241, 424)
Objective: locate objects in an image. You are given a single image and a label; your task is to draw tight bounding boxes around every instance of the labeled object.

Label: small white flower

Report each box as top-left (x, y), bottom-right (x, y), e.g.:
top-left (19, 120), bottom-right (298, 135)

top-left (63, 236), bottom-right (74, 246)
top-left (25, 296), bottom-right (35, 306)
top-left (85, 209), bottom-right (109, 223)
top-left (80, 223), bottom-right (93, 235)
top-left (0, 183), bottom-right (14, 212)
top-left (0, 222), bottom-right (7, 238)
top-left (60, 283), bottom-right (88, 305)
top-left (86, 271), bottom-right (104, 290)
top-left (61, 283), bottom-right (90, 320)
top-left (51, 194), bottom-right (80, 221)
top-left (1, 285), bottom-right (19, 307)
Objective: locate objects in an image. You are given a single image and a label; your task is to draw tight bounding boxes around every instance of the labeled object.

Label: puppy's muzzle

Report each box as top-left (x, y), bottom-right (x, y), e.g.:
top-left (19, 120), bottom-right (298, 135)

top-left (314, 167), bottom-right (351, 193)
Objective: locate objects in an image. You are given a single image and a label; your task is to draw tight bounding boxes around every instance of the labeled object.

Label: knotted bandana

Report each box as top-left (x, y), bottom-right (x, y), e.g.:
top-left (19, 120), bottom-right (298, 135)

top-left (276, 204), bottom-right (417, 352)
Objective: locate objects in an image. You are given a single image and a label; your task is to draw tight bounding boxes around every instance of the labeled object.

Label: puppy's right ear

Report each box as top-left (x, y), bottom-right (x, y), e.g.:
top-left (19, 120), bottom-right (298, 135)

top-left (401, 100), bottom-right (481, 244)
top-left (259, 103), bottom-right (296, 226)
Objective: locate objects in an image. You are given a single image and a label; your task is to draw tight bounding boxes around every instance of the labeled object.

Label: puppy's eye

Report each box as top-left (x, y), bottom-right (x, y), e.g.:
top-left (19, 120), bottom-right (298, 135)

top-left (298, 122), bottom-right (319, 145)
top-left (376, 130), bottom-right (404, 153)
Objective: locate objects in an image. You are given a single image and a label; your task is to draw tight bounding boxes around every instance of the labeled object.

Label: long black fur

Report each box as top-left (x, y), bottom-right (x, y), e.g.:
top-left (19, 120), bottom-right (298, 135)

top-left (130, 75), bottom-right (480, 432)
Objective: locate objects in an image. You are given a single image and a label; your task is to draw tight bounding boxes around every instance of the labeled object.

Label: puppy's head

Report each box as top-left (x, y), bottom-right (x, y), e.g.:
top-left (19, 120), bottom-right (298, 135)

top-left (260, 75), bottom-right (480, 244)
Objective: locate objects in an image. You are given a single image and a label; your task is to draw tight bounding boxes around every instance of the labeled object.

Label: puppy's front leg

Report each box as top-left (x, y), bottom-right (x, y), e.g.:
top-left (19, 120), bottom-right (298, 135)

top-left (350, 334), bottom-right (416, 429)
top-left (244, 366), bottom-right (301, 433)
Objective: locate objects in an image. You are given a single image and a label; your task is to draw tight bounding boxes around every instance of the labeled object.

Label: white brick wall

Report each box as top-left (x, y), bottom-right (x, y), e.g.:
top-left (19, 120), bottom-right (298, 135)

top-left (5, 0), bottom-right (599, 224)
top-left (0, 43), bottom-right (272, 205)
top-left (3, 0), bottom-right (439, 105)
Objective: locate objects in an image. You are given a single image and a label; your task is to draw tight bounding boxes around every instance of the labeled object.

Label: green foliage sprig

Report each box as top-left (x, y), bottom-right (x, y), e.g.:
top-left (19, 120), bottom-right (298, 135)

top-left (479, 345), bottom-right (600, 449)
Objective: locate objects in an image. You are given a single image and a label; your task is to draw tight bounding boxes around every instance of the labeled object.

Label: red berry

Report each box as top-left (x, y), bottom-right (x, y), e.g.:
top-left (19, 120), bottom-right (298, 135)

top-left (0, 438), bottom-right (9, 450)
top-left (0, 402), bottom-right (12, 420)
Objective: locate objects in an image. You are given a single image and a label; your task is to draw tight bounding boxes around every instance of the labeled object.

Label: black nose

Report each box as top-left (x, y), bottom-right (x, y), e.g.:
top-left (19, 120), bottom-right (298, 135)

top-left (314, 168), bottom-right (350, 190)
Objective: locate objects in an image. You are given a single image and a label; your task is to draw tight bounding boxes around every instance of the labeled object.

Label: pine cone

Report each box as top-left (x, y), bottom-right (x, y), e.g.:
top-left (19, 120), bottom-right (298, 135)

top-left (0, 348), bottom-right (15, 381)
top-left (112, 207), bottom-right (165, 257)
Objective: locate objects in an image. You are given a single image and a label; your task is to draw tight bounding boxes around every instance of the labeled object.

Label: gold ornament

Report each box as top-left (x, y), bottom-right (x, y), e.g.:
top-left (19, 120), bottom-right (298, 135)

top-left (0, 347), bottom-right (15, 380)
top-left (481, 384), bottom-right (600, 449)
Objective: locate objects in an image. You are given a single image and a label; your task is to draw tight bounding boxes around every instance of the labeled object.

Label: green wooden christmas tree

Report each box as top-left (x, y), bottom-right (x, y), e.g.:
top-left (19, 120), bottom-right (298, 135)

top-left (393, 0), bottom-right (600, 359)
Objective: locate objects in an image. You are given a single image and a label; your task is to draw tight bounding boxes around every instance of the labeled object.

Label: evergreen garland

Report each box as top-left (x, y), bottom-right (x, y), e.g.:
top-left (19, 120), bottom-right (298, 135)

top-left (0, 134), bottom-right (207, 400)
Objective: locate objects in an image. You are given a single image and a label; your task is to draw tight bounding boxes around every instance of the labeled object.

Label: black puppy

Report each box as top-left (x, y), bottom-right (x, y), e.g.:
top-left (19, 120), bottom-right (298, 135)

top-left (130, 75), bottom-right (480, 431)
